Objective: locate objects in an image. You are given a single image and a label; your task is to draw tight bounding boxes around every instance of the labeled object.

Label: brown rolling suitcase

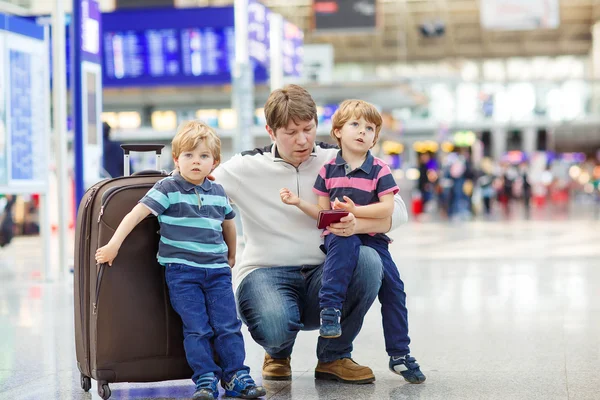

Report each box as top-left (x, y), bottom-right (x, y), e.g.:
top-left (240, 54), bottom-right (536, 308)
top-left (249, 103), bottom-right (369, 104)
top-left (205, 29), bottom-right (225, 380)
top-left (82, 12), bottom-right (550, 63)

top-left (74, 144), bottom-right (192, 400)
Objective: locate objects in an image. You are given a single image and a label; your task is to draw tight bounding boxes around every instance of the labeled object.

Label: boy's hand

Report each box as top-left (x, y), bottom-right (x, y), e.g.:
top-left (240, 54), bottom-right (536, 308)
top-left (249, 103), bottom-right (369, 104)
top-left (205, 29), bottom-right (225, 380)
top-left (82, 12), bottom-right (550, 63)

top-left (333, 196), bottom-right (357, 214)
top-left (95, 244), bottom-right (119, 266)
top-left (228, 255), bottom-right (236, 269)
top-left (280, 188), bottom-right (300, 205)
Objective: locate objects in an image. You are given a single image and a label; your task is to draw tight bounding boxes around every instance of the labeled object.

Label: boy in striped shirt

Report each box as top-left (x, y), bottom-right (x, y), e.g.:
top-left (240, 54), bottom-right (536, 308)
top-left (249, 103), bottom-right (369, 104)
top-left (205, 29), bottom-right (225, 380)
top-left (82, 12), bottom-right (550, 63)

top-left (95, 121), bottom-right (266, 399)
top-left (280, 100), bottom-right (425, 384)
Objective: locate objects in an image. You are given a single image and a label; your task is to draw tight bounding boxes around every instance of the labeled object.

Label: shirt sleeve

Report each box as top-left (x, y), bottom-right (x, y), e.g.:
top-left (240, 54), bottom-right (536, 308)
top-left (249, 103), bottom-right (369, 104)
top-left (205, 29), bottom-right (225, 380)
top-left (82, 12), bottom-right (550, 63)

top-left (312, 166), bottom-right (329, 197)
top-left (139, 180), bottom-right (170, 216)
top-left (212, 154), bottom-right (243, 204)
top-left (375, 164), bottom-right (400, 198)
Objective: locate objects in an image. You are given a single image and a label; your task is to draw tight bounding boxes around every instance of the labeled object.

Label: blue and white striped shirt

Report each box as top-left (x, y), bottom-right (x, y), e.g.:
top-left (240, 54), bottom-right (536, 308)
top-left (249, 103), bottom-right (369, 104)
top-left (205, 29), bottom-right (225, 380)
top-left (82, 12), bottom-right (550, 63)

top-left (140, 172), bottom-right (235, 269)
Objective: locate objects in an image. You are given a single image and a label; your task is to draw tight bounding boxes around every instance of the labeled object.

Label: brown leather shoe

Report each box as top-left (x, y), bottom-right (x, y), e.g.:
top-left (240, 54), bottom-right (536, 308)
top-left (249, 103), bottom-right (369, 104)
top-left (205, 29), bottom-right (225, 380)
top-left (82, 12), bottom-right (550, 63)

top-left (315, 358), bottom-right (375, 384)
top-left (262, 353), bottom-right (292, 381)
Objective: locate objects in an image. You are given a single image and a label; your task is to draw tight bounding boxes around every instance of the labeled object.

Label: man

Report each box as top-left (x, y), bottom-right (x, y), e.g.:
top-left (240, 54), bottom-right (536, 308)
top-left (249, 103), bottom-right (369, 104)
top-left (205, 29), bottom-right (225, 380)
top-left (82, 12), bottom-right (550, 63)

top-left (213, 84), bottom-right (424, 384)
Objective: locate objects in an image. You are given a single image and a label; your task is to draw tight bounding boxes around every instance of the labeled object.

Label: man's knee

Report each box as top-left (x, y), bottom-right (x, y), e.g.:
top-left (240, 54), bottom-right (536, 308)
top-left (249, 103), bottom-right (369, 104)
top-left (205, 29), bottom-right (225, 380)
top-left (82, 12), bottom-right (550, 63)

top-left (246, 309), bottom-right (298, 349)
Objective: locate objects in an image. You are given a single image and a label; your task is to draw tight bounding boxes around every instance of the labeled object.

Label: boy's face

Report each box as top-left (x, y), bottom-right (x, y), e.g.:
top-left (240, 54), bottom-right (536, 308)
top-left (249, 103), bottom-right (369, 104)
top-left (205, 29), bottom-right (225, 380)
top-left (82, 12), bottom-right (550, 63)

top-left (266, 118), bottom-right (317, 167)
top-left (334, 116), bottom-right (377, 154)
top-left (174, 141), bottom-right (217, 185)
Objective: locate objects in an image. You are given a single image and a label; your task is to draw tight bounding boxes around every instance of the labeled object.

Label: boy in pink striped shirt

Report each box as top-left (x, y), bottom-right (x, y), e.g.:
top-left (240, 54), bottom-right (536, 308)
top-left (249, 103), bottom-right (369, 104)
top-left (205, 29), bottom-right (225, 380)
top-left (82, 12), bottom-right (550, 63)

top-left (280, 100), bottom-right (425, 384)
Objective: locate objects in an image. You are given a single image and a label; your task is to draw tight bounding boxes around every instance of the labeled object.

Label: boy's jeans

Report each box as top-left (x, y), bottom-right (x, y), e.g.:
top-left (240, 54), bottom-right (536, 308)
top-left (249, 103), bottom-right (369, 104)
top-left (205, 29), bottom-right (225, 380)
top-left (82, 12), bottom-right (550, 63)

top-left (165, 264), bottom-right (248, 384)
top-left (236, 246), bottom-right (383, 363)
top-left (321, 234), bottom-right (411, 358)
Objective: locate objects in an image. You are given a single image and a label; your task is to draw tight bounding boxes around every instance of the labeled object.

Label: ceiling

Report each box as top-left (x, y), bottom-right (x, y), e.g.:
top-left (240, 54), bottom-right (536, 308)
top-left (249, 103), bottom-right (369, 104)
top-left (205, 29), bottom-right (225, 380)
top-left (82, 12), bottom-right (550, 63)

top-left (198, 0), bottom-right (600, 63)
top-left (7, 0), bottom-right (599, 63)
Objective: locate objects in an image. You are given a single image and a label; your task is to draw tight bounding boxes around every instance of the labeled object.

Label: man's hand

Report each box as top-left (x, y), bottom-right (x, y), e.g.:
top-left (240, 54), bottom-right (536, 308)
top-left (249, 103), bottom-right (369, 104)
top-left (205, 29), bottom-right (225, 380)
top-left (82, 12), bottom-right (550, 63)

top-left (327, 212), bottom-right (356, 237)
top-left (332, 196), bottom-right (357, 214)
top-left (280, 188), bottom-right (300, 205)
top-left (95, 243), bottom-right (119, 266)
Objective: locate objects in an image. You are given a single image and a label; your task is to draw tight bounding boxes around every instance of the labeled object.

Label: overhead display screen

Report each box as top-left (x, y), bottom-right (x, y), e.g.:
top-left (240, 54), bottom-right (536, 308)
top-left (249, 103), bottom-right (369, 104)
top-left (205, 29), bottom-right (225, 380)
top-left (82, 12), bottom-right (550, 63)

top-left (103, 27), bottom-right (234, 80)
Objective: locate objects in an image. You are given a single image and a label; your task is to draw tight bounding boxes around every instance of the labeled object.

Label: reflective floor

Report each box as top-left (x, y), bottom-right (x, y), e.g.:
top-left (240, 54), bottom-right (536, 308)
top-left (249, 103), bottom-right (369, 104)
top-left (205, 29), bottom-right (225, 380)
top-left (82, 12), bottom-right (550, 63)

top-left (1, 211), bottom-right (599, 399)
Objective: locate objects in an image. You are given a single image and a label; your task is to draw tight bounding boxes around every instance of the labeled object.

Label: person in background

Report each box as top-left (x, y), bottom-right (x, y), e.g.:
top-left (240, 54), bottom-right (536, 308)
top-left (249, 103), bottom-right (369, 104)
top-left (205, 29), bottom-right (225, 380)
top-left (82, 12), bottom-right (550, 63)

top-left (102, 122), bottom-right (125, 178)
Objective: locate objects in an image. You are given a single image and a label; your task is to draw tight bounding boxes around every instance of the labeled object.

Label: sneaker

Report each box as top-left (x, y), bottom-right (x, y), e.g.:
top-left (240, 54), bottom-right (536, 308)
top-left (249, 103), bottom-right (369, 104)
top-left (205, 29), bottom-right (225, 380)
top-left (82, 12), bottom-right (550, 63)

top-left (222, 370), bottom-right (267, 399)
top-left (319, 308), bottom-right (342, 338)
top-left (389, 355), bottom-right (426, 384)
top-left (192, 373), bottom-right (219, 400)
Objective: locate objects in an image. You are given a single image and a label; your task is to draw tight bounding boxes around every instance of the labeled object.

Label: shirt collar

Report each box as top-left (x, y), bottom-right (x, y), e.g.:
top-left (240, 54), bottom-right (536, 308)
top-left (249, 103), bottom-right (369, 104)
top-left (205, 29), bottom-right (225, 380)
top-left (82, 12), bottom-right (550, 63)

top-left (272, 142), bottom-right (318, 163)
top-left (173, 171), bottom-right (213, 192)
top-left (335, 150), bottom-right (374, 174)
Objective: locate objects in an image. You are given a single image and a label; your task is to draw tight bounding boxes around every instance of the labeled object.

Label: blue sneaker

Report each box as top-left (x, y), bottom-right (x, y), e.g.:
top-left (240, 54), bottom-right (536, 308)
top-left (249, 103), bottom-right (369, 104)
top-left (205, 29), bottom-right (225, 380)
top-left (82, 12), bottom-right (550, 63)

top-left (389, 355), bottom-right (426, 384)
top-left (192, 373), bottom-right (219, 400)
top-left (222, 370), bottom-right (266, 399)
top-left (319, 307), bottom-right (342, 338)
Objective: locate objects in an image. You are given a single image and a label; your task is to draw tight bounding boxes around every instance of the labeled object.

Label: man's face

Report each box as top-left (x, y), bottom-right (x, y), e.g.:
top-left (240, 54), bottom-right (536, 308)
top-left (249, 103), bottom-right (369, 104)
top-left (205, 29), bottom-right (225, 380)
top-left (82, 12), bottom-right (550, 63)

top-left (267, 118), bottom-right (317, 167)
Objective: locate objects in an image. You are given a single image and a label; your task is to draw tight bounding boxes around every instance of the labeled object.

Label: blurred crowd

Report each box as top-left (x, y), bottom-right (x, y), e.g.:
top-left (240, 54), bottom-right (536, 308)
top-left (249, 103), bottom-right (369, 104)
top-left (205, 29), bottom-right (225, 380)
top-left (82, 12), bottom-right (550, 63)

top-left (408, 149), bottom-right (600, 221)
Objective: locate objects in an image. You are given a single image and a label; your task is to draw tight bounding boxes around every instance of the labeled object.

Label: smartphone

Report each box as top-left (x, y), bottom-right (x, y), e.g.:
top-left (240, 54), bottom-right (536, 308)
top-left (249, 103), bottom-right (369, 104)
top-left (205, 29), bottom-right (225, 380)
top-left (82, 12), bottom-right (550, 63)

top-left (317, 210), bottom-right (349, 229)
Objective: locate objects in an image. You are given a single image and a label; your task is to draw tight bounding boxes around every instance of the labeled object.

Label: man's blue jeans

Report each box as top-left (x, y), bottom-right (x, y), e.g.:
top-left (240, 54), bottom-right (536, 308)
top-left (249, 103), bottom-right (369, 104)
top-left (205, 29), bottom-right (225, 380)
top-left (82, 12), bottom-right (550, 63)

top-left (235, 246), bottom-right (383, 363)
top-left (320, 234), bottom-right (411, 357)
top-left (165, 264), bottom-right (248, 384)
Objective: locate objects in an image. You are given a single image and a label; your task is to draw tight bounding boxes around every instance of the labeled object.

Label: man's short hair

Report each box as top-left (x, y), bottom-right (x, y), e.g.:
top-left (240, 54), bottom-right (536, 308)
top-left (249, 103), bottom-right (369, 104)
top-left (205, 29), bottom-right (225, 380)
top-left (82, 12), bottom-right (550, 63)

top-left (331, 99), bottom-right (383, 147)
top-left (172, 120), bottom-right (221, 164)
top-left (264, 84), bottom-right (318, 132)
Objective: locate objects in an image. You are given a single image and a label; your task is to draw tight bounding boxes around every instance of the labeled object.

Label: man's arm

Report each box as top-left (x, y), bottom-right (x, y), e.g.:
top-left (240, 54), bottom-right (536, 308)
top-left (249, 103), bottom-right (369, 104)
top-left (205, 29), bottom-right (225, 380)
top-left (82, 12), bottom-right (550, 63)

top-left (212, 155), bottom-right (243, 200)
top-left (352, 193), bottom-right (408, 234)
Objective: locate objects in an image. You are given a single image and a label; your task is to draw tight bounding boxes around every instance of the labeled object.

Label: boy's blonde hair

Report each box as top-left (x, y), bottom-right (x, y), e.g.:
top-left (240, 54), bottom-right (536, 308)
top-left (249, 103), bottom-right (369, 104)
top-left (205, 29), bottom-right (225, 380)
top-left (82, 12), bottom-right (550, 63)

top-left (331, 100), bottom-right (383, 147)
top-left (264, 84), bottom-right (318, 132)
top-left (172, 120), bottom-right (221, 165)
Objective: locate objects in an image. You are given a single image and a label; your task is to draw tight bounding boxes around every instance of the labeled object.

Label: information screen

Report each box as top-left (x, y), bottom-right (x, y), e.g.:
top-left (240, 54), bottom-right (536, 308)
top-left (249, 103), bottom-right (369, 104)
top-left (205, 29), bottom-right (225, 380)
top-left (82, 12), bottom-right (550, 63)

top-left (102, 7), bottom-right (274, 86)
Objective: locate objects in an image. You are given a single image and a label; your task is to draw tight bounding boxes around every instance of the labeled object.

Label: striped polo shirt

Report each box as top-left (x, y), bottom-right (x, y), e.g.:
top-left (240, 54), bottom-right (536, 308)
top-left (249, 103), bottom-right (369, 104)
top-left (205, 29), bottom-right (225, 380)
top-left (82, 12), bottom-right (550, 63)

top-left (313, 150), bottom-right (399, 208)
top-left (139, 172), bottom-right (235, 269)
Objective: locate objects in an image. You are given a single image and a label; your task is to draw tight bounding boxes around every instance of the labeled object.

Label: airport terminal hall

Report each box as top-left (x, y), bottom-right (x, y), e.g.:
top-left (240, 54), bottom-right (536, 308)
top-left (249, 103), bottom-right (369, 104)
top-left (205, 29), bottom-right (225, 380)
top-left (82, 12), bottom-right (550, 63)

top-left (1, 0), bottom-right (600, 399)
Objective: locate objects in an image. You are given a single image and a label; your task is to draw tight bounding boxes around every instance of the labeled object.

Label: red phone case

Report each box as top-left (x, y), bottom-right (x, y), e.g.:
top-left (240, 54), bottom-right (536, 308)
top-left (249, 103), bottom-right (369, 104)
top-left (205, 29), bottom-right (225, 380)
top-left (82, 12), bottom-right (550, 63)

top-left (317, 210), bottom-right (349, 229)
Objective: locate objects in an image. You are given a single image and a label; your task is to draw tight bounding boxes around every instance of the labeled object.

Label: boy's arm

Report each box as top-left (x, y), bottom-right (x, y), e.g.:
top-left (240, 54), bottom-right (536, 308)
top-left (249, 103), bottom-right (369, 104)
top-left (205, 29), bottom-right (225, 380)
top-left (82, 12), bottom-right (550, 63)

top-left (222, 219), bottom-right (237, 268)
top-left (330, 193), bottom-right (407, 236)
top-left (348, 193), bottom-right (394, 219)
top-left (296, 195), bottom-right (330, 220)
top-left (280, 188), bottom-right (330, 220)
top-left (95, 203), bottom-right (151, 265)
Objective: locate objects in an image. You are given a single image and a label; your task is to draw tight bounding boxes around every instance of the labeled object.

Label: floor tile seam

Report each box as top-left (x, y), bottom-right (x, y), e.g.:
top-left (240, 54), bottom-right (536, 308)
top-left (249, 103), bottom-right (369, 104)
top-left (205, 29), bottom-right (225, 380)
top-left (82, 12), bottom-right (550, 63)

top-left (266, 371), bottom-right (309, 400)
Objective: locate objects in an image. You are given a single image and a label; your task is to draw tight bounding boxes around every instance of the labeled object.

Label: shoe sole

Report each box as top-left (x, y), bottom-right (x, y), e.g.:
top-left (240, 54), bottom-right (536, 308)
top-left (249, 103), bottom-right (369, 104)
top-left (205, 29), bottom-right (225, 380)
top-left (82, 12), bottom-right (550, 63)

top-left (262, 374), bottom-right (292, 381)
top-left (314, 371), bottom-right (375, 384)
top-left (319, 334), bottom-right (341, 339)
top-left (225, 389), bottom-right (268, 398)
top-left (389, 368), bottom-right (427, 384)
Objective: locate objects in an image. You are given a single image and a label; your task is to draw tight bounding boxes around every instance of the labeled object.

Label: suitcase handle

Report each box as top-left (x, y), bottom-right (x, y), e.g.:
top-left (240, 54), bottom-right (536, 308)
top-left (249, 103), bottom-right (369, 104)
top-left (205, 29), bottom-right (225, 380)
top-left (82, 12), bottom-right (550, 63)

top-left (132, 169), bottom-right (168, 176)
top-left (120, 144), bottom-right (164, 155)
top-left (121, 144), bottom-right (165, 176)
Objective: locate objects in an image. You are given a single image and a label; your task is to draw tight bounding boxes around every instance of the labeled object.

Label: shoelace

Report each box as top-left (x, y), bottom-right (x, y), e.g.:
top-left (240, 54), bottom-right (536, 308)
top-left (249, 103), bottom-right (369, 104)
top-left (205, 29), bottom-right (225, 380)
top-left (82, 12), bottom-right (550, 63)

top-left (197, 374), bottom-right (216, 390)
top-left (321, 309), bottom-right (340, 323)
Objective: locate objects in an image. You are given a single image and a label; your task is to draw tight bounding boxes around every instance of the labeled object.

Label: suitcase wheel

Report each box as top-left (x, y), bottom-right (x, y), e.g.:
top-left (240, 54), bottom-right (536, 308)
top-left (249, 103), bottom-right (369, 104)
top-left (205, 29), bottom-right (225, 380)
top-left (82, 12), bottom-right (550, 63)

top-left (80, 373), bottom-right (91, 392)
top-left (98, 381), bottom-right (111, 400)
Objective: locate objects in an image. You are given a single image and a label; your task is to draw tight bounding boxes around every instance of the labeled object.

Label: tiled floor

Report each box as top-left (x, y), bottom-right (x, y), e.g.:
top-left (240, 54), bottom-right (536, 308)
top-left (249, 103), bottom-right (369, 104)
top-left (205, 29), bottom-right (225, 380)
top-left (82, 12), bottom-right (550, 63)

top-left (1, 210), bottom-right (599, 399)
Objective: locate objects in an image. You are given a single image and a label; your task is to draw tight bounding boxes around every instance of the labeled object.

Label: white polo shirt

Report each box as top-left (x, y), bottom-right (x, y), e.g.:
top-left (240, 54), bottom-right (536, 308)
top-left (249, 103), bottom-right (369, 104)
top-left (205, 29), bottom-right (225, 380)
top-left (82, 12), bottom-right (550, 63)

top-left (212, 141), bottom-right (408, 284)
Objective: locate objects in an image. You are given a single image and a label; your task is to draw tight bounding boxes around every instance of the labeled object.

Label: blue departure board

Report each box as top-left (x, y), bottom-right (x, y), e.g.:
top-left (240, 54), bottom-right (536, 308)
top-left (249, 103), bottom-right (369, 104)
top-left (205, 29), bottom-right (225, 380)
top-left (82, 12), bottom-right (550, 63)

top-left (101, 7), bottom-right (271, 87)
top-left (9, 50), bottom-right (34, 180)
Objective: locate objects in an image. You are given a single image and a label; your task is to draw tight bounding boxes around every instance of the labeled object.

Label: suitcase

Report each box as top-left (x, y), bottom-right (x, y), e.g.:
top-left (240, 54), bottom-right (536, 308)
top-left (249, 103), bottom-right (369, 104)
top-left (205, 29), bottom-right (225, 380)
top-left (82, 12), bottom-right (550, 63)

top-left (74, 144), bottom-right (192, 400)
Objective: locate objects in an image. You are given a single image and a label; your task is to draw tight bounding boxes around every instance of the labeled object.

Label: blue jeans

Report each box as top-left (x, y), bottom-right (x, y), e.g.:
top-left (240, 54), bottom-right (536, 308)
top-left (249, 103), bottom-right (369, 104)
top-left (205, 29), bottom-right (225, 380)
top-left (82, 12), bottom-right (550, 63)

top-left (235, 246), bottom-right (383, 363)
top-left (165, 264), bottom-right (248, 384)
top-left (322, 234), bottom-right (411, 357)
